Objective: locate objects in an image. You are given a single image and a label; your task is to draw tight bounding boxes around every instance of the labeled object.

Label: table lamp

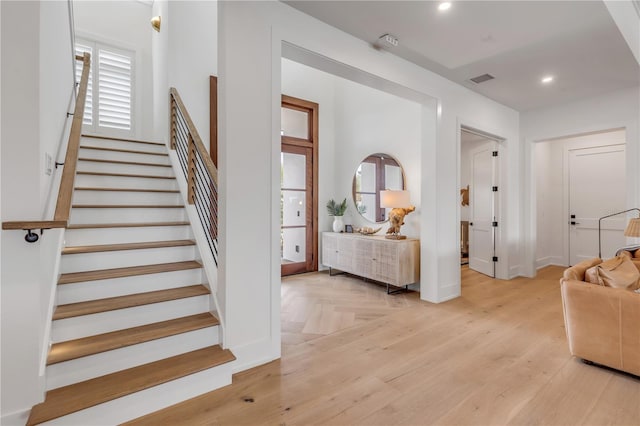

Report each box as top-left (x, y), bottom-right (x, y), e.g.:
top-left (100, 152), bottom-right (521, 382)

top-left (380, 190), bottom-right (414, 239)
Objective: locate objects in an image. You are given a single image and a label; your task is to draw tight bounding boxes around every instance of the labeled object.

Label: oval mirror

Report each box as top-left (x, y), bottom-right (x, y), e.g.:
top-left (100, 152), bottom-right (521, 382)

top-left (352, 153), bottom-right (405, 223)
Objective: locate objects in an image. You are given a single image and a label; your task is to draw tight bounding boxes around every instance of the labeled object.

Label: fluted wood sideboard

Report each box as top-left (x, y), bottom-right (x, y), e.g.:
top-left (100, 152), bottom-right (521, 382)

top-left (322, 232), bottom-right (420, 293)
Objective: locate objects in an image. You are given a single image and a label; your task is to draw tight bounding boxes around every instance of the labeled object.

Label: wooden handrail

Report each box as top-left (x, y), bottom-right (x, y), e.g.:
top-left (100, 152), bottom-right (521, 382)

top-left (169, 88), bottom-right (218, 186)
top-left (2, 52), bottom-right (90, 233)
top-left (2, 221), bottom-right (67, 231)
top-left (54, 52), bottom-right (90, 223)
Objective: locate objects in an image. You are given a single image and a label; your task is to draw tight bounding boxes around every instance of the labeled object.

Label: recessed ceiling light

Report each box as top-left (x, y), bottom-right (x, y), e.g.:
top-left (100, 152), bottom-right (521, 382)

top-left (541, 76), bottom-right (554, 84)
top-left (438, 2), bottom-right (452, 11)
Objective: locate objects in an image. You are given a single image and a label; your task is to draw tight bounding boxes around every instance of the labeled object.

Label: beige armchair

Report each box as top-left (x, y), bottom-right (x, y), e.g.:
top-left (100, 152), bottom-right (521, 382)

top-left (560, 251), bottom-right (640, 376)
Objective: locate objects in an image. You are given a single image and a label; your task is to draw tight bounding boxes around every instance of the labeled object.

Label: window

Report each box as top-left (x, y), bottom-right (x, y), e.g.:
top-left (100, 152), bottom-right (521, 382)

top-left (75, 39), bottom-right (134, 136)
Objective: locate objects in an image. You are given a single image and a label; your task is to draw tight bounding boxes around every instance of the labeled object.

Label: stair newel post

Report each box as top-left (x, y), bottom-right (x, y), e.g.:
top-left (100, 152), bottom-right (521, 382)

top-left (187, 134), bottom-right (196, 204)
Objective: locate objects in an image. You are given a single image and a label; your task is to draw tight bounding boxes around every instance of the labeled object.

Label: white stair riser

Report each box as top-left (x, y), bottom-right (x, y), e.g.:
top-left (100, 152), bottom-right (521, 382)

top-left (75, 174), bottom-right (178, 190)
top-left (79, 147), bottom-right (170, 165)
top-left (42, 363), bottom-right (232, 425)
top-left (51, 295), bottom-right (211, 342)
top-left (57, 269), bottom-right (204, 304)
top-left (60, 246), bottom-right (197, 273)
top-left (64, 225), bottom-right (193, 246)
top-left (77, 160), bottom-right (176, 177)
top-left (46, 326), bottom-right (220, 390)
top-left (80, 137), bottom-right (168, 154)
top-left (70, 207), bottom-right (186, 224)
top-left (72, 190), bottom-right (182, 205)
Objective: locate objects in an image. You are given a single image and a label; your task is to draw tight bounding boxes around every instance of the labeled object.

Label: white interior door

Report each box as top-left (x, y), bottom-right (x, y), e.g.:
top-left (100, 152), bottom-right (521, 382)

top-left (569, 144), bottom-right (626, 264)
top-left (469, 142), bottom-right (497, 277)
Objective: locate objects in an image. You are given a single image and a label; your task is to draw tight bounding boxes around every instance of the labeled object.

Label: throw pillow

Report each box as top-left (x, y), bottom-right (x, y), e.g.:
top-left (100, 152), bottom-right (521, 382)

top-left (619, 250), bottom-right (633, 260)
top-left (585, 256), bottom-right (620, 284)
top-left (591, 255), bottom-right (640, 290)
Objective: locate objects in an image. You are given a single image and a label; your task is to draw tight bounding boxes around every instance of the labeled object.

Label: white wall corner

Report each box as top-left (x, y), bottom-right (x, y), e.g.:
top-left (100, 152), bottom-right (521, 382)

top-left (604, 0), bottom-right (640, 66)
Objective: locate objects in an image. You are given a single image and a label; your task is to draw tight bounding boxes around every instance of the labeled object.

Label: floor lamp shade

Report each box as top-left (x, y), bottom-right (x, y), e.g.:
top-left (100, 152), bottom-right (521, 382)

top-left (624, 218), bottom-right (640, 237)
top-left (598, 208), bottom-right (640, 258)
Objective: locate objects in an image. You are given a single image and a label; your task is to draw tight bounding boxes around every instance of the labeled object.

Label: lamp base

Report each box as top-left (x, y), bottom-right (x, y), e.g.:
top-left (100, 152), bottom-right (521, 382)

top-left (385, 234), bottom-right (407, 240)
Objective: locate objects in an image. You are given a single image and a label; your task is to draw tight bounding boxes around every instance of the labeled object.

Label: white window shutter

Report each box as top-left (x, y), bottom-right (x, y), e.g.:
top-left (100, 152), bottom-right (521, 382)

top-left (97, 49), bottom-right (132, 131)
top-left (74, 42), bottom-right (93, 126)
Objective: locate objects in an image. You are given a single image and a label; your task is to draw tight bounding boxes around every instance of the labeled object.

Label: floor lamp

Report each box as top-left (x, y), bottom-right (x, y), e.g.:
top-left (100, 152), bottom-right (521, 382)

top-left (598, 208), bottom-right (640, 258)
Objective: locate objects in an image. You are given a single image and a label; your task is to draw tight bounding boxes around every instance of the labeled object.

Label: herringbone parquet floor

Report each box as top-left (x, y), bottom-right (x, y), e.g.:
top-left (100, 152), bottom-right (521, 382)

top-left (282, 272), bottom-right (420, 348)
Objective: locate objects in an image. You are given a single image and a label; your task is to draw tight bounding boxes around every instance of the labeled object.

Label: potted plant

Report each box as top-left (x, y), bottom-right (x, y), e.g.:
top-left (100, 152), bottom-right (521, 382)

top-left (326, 198), bottom-right (347, 232)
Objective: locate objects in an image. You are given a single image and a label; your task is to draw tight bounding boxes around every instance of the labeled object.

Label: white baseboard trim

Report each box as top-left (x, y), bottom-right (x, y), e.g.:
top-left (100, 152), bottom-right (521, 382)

top-left (509, 265), bottom-right (522, 279)
top-left (536, 257), bottom-right (551, 269)
top-left (422, 283), bottom-right (460, 304)
top-left (1, 408), bottom-right (30, 426)
top-left (230, 338), bottom-right (280, 374)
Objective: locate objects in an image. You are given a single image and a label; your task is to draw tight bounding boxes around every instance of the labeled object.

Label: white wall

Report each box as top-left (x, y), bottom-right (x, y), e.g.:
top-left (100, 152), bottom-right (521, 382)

top-left (535, 129), bottom-right (627, 268)
top-left (219, 0), bottom-right (520, 372)
top-left (282, 59), bottom-right (422, 271)
top-left (534, 141), bottom-right (554, 267)
top-left (333, 78), bottom-right (422, 237)
top-left (1, 1), bottom-right (75, 422)
top-left (521, 87), bottom-right (640, 276)
top-left (74, 0), bottom-right (153, 140)
top-left (151, 0), bottom-right (169, 143)
top-left (167, 0), bottom-right (217, 149)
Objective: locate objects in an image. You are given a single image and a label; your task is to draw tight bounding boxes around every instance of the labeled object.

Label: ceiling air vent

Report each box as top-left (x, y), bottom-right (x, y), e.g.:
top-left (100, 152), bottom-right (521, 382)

top-left (470, 73), bottom-right (495, 84)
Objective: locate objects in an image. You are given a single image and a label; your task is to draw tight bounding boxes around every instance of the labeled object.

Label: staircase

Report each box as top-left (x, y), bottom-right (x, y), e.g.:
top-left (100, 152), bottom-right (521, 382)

top-left (27, 135), bottom-right (234, 425)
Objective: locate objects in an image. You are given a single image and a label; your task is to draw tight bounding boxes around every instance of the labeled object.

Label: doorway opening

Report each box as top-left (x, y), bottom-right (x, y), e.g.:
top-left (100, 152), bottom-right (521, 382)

top-left (280, 95), bottom-right (319, 276)
top-left (460, 127), bottom-right (503, 278)
top-left (534, 128), bottom-right (627, 268)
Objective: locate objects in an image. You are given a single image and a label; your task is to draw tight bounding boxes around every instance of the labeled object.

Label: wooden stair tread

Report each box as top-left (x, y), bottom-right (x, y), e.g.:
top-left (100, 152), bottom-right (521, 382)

top-left (62, 239), bottom-right (195, 254)
top-left (29, 345), bottom-right (234, 425)
top-left (47, 313), bottom-right (219, 365)
top-left (82, 134), bottom-right (166, 146)
top-left (77, 171), bottom-right (175, 180)
top-left (74, 187), bottom-right (180, 193)
top-left (72, 204), bottom-right (184, 208)
top-left (80, 145), bottom-right (168, 156)
top-left (67, 221), bottom-right (190, 229)
top-left (53, 285), bottom-right (210, 320)
top-left (58, 261), bottom-right (202, 285)
top-left (78, 157), bottom-right (173, 167)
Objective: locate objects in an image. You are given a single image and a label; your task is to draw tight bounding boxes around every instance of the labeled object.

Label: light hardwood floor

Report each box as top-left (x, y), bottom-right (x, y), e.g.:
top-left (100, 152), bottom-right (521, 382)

top-left (127, 266), bottom-right (640, 425)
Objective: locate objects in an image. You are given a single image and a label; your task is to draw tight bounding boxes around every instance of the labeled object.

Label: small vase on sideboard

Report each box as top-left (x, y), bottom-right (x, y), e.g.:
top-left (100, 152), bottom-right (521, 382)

top-left (332, 216), bottom-right (344, 233)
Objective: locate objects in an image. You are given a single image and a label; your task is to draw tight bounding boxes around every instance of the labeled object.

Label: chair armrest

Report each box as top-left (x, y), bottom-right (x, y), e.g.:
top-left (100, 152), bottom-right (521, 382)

top-left (561, 280), bottom-right (640, 376)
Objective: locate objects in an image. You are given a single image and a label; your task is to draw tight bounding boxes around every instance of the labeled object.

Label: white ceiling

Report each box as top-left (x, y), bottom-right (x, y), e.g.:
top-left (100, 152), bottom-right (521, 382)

top-left (285, 1), bottom-right (639, 112)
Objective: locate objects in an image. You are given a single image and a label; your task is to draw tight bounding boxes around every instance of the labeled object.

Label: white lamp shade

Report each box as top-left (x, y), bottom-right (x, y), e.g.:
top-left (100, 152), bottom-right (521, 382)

top-left (380, 190), bottom-right (411, 208)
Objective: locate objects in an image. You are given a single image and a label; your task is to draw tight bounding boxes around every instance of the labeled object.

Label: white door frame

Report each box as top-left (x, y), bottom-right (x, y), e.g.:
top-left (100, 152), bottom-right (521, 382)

top-left (523, 126), bottom-right (634, 278)
top-left (458, 124), bottom-right (507, 280)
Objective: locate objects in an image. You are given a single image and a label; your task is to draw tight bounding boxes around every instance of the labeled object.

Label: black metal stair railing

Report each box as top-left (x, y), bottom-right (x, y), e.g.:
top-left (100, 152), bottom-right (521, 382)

top-left (169, 88), bottom-right (218, 266)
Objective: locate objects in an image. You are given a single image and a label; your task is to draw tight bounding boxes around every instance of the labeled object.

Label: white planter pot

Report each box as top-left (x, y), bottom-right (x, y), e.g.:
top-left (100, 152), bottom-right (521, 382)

top-left (332, 216), bottom-right (344, 233)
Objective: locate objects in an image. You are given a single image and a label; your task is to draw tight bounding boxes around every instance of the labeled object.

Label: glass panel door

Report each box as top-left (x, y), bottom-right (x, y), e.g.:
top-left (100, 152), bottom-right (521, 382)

top-left (281, 145), bottom-right (312, 275)
top-left (281, 95), bottom-right (318, 276)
